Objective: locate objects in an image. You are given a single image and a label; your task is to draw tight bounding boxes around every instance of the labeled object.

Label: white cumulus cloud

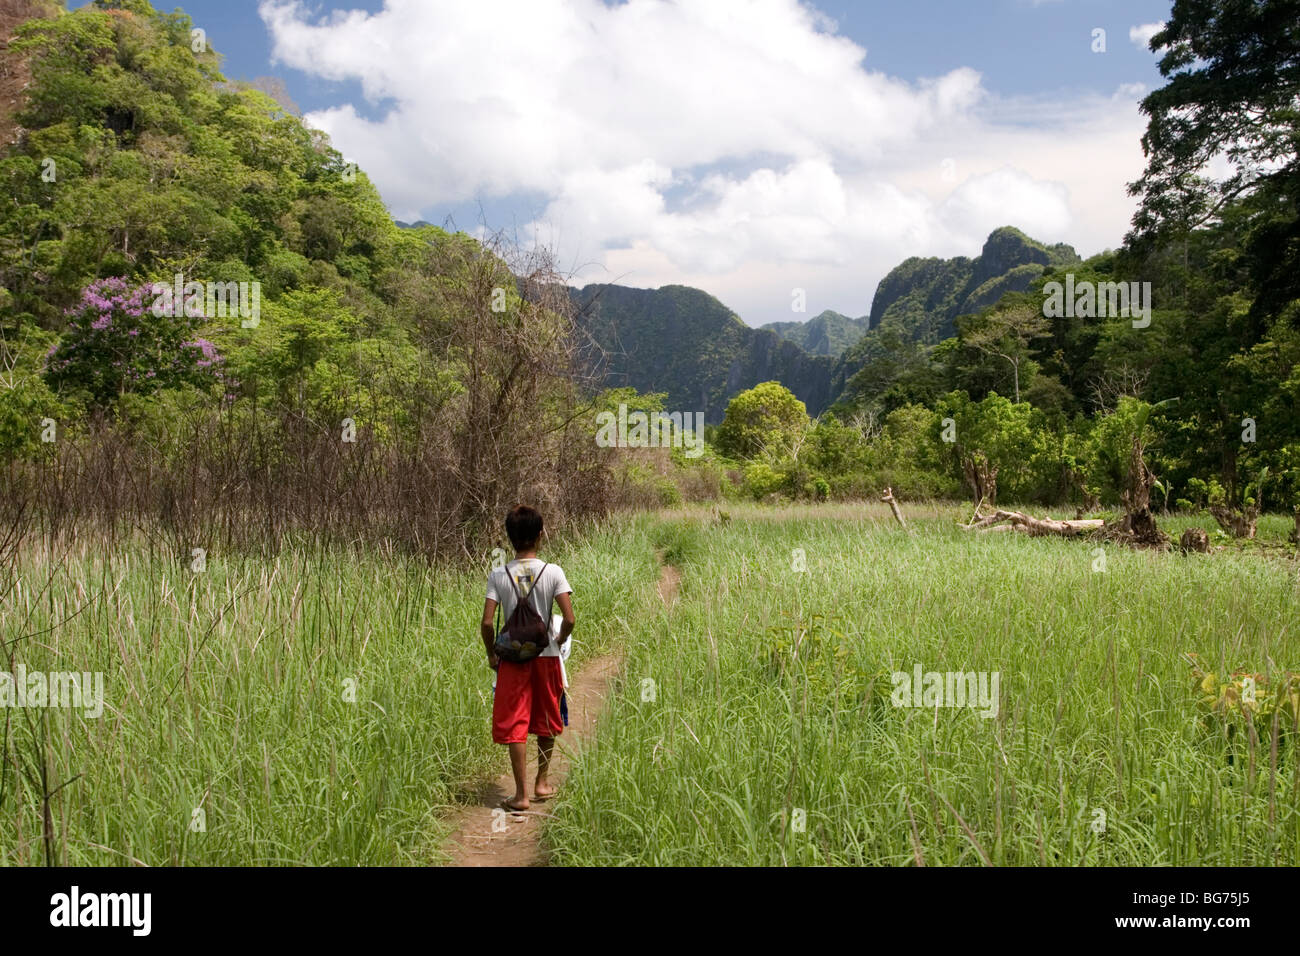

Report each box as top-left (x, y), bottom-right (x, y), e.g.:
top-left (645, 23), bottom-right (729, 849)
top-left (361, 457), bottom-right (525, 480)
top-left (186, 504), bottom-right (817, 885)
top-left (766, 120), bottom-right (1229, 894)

top-left (1129, 22), bottom-right (1164, 50)
top-left (259, 0), bottom-right (1152, 325)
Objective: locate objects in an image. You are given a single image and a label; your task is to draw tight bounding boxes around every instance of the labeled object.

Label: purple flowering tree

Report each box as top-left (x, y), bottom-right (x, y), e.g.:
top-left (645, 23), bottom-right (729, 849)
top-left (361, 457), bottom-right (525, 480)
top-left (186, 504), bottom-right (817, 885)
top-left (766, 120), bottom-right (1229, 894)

top-left (44, 278), bottom-right (225, 408)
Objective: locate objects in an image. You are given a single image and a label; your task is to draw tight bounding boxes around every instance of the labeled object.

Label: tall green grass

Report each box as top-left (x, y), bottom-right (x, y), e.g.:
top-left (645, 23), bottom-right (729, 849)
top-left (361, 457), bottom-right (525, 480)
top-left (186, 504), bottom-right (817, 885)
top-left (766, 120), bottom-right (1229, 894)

top-left (545, 504), bottom-right (1300, 865)
top-left (6, 503), bottom-right (1296, 866)
top-left (0, 524), bottom-right (660, 865)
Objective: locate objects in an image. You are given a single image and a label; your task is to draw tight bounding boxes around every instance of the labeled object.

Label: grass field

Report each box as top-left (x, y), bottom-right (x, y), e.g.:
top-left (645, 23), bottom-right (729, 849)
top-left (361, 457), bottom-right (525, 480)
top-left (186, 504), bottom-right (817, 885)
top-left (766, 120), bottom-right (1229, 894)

top-left (0, 526), bottom-right (659, 865)
top-left (542, 504), bottom-right (1300, 866)
top-left (1, 503), bottom-right (1297, 865)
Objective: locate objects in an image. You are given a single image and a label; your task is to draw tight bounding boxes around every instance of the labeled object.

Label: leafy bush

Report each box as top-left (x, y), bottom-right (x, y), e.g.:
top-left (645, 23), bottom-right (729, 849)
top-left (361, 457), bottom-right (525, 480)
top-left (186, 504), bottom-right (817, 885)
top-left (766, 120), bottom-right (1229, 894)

top-left (715, 381), bottom-right (810, 461)
top-left (0, 327), bottom-right (81, 460)
top-left (932, 390), bottom-right (1059, 503)
top-left (743, 460), bottom-right (786, 500)
top-left (44, 277), bottom-right (225, 409)
top-left (1187, 652), bottom-right (1300, 753)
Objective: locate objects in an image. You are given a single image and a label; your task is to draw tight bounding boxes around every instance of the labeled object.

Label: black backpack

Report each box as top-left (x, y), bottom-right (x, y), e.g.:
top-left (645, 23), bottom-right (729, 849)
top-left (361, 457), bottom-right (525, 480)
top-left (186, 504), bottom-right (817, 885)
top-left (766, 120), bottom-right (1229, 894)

top-left (494, 562), bottom-right (553, 663)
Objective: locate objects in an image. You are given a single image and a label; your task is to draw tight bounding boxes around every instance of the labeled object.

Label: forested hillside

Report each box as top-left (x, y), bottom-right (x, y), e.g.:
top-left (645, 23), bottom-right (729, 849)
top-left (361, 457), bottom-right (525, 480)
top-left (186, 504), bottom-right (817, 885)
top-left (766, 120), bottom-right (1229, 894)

top-left (573, 282), bottom-right (836, 422)
top-left (574, 227), bottom-right (1075, 417)
top-left (865, 227), bottom-right (1079, 340)
top-left (0, 0), bottom-right (621, 557)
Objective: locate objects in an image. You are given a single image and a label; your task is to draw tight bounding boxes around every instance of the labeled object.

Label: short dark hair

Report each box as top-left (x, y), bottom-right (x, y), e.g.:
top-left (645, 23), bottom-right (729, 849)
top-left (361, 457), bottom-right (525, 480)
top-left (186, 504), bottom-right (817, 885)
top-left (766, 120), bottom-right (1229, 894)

top-left (505, 504), bottom-right (544, 550)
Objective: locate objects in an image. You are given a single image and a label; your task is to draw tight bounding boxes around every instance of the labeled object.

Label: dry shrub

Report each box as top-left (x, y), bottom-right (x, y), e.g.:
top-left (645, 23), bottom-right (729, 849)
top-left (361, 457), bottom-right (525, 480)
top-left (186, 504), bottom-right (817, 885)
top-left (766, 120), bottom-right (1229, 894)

top-left (0, 237), bottom-right (620, 562)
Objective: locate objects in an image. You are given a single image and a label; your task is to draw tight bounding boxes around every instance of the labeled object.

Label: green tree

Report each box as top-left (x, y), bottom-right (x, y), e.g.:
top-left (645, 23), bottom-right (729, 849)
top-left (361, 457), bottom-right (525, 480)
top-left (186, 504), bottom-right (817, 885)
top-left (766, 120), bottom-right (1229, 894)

top-left (1130, 1), bottom-right (1300, 240)
top-left (959, 299), bottom-right (1050, 403)
top-left (1083, 397), bottom-right (1164, 506)
top-left (714, 381), bottom-right (810, 462)
top-left (935, 390), bottom-right (1052, 506)
top-left (1128, 1), bottom-right (1300, 316)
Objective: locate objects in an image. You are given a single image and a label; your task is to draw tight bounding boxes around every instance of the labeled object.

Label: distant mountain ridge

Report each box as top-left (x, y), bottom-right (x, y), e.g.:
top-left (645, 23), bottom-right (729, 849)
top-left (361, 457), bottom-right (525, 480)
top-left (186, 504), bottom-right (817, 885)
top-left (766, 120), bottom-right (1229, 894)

top-left (826, 226), bottom-right (1080, 401)
top-left (553, 227), bottom-right (1079, 421)
top-left (865, 226), bottom-right (1080, 342)
top-left (572, 283), bottom-right (835, 423)
top-left (761, 310), bottom-right (871, 357)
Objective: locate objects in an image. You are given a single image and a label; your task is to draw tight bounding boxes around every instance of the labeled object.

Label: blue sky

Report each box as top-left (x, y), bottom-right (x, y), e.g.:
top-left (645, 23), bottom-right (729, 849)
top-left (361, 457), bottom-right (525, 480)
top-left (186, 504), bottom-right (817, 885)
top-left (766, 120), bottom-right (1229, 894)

top-left (78, 0), bottom-right (1175, 324)
top-left (82, 1), bottom-right (1171, 112)
top-left (814, 1), bottom-right (1170, 96)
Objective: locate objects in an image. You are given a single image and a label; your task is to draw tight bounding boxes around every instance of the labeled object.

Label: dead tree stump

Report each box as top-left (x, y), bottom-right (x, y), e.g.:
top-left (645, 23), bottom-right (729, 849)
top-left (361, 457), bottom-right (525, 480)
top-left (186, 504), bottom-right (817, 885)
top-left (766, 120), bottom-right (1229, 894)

top-left (1209, 503), bottom-right (1259, 539)
top-left (881, 487), bottom-right (907, 529)
top-left (1095, 435), bottom-right (1170, 549)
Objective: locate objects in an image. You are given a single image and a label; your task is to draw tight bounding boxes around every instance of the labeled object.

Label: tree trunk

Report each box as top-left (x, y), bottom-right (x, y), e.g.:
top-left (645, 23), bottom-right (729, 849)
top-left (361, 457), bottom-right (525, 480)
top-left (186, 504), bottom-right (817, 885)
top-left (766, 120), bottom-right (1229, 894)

top-left (961, 451), bottom-right (998, 509)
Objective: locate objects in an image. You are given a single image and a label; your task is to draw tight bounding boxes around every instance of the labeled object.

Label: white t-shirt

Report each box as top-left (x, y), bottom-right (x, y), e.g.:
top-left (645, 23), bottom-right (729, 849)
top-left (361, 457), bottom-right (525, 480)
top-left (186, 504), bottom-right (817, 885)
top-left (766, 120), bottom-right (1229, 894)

top-left (487, 559), bottom-right (572, 658)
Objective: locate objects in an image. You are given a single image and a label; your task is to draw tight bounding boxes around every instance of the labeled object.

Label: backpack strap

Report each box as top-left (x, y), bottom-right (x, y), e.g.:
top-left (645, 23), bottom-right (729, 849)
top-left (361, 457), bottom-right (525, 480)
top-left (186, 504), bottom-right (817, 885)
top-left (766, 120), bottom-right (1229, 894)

top-left (528, 563), bottom-right (551, 617)
top-left (495, 565), bottom-right (521, 639)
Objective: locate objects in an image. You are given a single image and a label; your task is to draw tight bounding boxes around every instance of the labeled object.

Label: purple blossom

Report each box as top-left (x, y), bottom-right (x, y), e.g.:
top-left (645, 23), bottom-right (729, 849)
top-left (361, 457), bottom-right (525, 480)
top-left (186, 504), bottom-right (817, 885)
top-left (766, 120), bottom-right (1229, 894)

top-left (52, 277), bottom-right (228, 402)
top-left (184, 338), bottom-right (223, 363)
top-left (70, 278), bottom-right (150, 328)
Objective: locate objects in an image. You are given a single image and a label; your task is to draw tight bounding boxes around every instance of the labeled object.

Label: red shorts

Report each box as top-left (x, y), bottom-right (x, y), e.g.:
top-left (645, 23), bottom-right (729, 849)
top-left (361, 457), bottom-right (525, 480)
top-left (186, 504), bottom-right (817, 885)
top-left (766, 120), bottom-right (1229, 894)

top-left (492, 657), bottom-right (564, 744)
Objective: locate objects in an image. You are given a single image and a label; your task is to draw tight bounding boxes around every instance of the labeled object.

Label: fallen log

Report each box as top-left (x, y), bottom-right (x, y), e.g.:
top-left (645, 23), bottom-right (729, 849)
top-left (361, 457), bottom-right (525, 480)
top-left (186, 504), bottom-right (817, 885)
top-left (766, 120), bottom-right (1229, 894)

top-left (963, 438), bottom-right (1171, 550)
top-left (963, 509), bottom-right (1104, 537)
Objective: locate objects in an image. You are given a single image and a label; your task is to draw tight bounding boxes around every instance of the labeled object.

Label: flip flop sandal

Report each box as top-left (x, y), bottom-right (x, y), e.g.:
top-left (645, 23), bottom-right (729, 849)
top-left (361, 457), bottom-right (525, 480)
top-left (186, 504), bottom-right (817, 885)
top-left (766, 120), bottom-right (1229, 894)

top-left (500, 799), bottom-right (529, 814)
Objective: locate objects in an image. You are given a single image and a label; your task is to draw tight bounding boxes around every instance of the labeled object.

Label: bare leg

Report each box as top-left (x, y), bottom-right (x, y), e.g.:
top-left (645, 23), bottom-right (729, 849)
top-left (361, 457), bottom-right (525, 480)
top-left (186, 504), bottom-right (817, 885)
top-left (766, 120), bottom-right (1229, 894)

top-left (535, 736), bottom-right (556, 798)
top-left (505, 742), bottom-right (529, 810)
